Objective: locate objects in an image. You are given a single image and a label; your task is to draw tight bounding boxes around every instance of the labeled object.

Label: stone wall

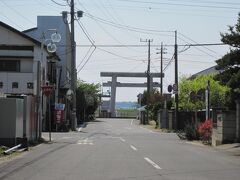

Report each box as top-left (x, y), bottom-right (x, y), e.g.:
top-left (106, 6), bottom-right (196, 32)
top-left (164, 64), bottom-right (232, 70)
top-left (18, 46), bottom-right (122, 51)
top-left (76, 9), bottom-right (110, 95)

top-left (212, 110), bottom-right (236, 146)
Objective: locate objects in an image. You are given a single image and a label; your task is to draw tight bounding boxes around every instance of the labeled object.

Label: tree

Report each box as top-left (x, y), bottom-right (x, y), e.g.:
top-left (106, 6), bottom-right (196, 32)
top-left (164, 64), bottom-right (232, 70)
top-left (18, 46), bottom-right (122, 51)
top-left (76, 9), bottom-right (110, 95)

top-left (140, 89), bottom-right (173, 125)
top-left (76, 80), bottom-right (100, 123)
top-left (179, 75), bottom-right (229, 110)
top-left (215, 13), bottom-right (240, 109)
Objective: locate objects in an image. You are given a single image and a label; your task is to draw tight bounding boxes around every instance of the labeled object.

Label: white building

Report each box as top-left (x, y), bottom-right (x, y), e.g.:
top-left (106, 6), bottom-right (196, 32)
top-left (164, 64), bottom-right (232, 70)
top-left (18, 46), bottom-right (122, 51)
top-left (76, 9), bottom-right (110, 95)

top-left (0, 21), bottom-right (52, 140)
top-left (0, 21), bottom-right (49, 96)
top-left (23, 16), bottom-right (72, 97)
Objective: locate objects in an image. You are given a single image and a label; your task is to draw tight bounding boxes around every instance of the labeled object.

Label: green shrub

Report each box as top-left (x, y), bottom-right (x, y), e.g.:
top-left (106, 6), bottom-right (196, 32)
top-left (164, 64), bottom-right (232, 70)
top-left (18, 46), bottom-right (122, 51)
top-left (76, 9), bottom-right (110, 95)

top-left (184, 122), bottom-right (199, 140)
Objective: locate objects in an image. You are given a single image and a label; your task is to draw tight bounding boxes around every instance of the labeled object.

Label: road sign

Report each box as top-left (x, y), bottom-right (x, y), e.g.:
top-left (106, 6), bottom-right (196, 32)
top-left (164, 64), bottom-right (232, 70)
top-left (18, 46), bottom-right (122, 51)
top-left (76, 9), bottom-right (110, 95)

top-left (173, 84), bottom-right (178, 92)
top-left (41, 85), bottom-right (54, 97)
top-left (167, 85), bottom-right (173, 93)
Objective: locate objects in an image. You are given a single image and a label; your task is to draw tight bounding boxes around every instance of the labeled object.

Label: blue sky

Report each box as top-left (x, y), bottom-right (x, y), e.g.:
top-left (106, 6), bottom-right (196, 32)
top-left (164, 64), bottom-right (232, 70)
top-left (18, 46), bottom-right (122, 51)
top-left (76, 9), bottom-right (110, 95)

top-left (0, 0), bottom-right (239, 101)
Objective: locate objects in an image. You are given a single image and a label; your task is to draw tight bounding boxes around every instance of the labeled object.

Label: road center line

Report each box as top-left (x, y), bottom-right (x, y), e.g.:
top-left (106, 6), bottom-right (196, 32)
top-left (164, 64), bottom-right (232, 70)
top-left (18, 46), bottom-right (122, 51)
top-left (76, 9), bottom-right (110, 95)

top-left (130, 145), bottom-right (138, 151)
top-left (144, 157), bottom-right (162, 170)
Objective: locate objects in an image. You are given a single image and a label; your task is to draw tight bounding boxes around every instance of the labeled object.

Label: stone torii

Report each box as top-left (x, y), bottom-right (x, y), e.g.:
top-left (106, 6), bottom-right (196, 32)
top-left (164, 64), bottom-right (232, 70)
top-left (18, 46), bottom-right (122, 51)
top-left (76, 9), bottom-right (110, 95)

top-left (100, 72), bottom-right (164, 117)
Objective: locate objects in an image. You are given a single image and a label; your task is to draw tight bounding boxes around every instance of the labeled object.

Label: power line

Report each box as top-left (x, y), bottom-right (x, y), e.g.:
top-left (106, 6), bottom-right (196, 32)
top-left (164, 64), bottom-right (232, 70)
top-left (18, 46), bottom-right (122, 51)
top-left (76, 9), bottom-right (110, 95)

top-left (1, 1), bottom-right (35, 25)
top-left (75, 6), bottom-right (144, 53)
top-left (84, 12), bottom-right (174, 36)
top-left (178, 32), bottom-right (221, 56)
top-left (75, 19), bottom-right (96, 73)
top-left (177, 37), bottom-right (220, 59)
top-left (148, 0), bottom-right (240, 6)
top-left (73, 43), bottom-right (226, 47)
top-left (103, 0), bottom-right (141, 40)
top-left (115, 0), bottom-right (240, 10)
top-left (0, 12), bottom-right (24, 30)
top-left (97, 48), bottom-right (144, 62)
top-left (50, 0), bottom-right (68, 6)
top-left (163, 54), bottom-right (175, 72)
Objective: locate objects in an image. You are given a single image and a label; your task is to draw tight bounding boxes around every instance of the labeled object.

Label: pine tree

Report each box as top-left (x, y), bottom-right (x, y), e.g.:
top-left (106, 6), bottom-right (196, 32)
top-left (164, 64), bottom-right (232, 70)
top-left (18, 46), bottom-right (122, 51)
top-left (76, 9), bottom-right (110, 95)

top-left (215, 13), bottom-right (240, 109)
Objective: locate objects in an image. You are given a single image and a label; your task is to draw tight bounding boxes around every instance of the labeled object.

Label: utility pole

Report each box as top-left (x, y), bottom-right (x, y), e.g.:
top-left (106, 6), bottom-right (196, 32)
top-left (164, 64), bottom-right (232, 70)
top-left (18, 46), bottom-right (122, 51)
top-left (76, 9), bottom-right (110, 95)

top-left (70, 0), bottom-right (77, 130)
top-left (157, 42), bottom-right (166, 96)
top-left (206, 80), bottom-right (210, 120)
top-left (174, 30), bottom-right (179, 129)
top-left (160, 43), bottom-right (163, 96)
top-left (62, 1), bottom-right (83, 130)
top-left (141, 39), bottom-right (153, 124)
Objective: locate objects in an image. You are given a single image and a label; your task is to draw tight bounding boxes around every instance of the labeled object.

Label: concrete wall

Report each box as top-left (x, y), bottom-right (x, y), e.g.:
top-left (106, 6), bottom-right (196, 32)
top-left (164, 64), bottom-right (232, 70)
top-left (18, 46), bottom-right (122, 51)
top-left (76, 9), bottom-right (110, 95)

top-left (168, 111), bottom-right (175, 129)
top-left (158, 109), bottom-right (169, 129)
top-left (212, 110), bottom-right (236, 146)
top-left (0, 96), bottom-right (37, 146)
top-left (0, 98), bottom-right (24, 146)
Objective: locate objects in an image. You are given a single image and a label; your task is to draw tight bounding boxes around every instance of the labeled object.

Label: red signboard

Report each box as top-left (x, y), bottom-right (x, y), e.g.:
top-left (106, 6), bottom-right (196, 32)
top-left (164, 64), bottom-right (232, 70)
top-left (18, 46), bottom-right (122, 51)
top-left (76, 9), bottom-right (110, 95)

top-left (41, 85), bottom-right (54, 97)
top-left (54, 103), bottom-right (65, 123)
top-left (55, 110), bottom-right (64, 123)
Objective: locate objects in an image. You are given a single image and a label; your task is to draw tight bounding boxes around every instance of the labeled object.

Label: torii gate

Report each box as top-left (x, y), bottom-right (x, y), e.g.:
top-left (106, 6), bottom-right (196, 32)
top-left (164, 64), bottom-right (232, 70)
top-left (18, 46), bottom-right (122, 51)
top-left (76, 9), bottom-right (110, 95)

top-left (100, 72), bottom-right (164, 117)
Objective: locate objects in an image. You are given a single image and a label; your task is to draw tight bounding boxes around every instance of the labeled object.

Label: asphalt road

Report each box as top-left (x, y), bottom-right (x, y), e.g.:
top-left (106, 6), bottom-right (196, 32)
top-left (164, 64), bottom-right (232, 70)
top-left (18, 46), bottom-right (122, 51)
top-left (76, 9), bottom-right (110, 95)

top-left (0, 118), bottom-right (240, 180)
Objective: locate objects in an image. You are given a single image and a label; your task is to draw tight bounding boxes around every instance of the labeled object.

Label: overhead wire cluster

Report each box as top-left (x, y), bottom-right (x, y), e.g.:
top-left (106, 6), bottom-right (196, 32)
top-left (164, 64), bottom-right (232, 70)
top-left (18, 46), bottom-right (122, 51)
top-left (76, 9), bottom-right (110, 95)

top-left (0, 0), bottom-right (231, 85)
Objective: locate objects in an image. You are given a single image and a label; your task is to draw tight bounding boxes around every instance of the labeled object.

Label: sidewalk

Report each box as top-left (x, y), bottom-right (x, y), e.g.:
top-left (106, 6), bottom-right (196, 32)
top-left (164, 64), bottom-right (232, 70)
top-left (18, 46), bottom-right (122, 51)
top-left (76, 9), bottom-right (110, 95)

top-left (214, 143), bottom-right (240, 156)
top-left (139, 121), bottom-right (240, 157)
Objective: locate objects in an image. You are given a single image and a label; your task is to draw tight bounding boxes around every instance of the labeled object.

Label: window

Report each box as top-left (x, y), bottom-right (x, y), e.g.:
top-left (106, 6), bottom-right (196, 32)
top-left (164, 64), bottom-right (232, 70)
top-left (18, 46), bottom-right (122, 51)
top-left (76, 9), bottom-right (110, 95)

top-left (27, 82), bottom-right (33, 89)
top-left (12, 82), bottom-right (18, 88)
top-left (0, 82), bottom-right (3, 88)
top-left (0, 60), bottom-right (20, 72)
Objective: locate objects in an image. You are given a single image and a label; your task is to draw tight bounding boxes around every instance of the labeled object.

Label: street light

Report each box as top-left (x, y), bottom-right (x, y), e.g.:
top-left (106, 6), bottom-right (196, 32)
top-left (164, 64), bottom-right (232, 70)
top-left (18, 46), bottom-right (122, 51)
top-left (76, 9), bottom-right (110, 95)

top-left (51, 32), bottom-right (61, 43)
top-left (39, 29), bottom-right (61, 142)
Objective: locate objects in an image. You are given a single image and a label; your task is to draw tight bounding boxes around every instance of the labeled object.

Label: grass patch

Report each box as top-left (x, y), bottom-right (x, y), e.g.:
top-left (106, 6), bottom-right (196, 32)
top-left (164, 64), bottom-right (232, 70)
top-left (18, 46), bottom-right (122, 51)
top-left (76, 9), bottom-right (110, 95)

top-left (0, 146), bottom-right (22, 162)
top-left (116, 109), bottom-right (138, 117)
top-left (0, 146), bottom-right (8, 156)
top-left (142, 120), bottom-right (176, 133)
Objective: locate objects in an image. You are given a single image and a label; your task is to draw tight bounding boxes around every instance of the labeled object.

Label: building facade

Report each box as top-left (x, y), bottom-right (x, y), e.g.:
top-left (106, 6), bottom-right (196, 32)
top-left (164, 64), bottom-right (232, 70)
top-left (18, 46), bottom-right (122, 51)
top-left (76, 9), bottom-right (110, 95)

top-left (24, 16), bottom-right (73, 130)
top-left (0, 21), bottom-right (51, 143)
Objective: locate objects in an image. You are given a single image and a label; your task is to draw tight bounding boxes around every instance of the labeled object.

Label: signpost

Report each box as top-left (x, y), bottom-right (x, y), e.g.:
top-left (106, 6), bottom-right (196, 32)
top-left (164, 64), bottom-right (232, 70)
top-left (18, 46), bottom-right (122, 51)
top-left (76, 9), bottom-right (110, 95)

top-left (41, 84), bottom-right (54, 141)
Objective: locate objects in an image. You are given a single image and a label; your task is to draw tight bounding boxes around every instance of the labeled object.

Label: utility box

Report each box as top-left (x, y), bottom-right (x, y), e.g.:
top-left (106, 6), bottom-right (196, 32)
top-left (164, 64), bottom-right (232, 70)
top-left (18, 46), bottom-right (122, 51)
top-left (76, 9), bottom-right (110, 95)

top-left (0, 98), bottom-right (24, 147)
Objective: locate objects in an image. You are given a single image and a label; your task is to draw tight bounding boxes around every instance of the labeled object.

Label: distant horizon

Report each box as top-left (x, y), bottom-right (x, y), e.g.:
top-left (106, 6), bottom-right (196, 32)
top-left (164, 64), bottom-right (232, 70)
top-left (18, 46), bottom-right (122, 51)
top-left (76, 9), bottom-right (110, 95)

top-left (115, 101), bottom-right (140, 109)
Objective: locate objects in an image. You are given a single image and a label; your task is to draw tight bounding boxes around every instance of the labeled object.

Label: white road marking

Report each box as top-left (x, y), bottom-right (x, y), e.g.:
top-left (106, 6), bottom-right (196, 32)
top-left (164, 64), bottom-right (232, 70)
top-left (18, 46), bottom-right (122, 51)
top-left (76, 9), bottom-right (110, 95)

top-left (131, 119), bottom-right (134, 125)
top-left (186, 141), bottom-right (205, 147)
top-left (119, 137), bottom-right (126, 142)
top-left (130, 145), bottom-right (138, 151)
top-left (140, 127), bottom-right (155, 133)
top-left (77, 138), bottom-right (93, 145)
top-left (144, 157), bottom-right (162, 170)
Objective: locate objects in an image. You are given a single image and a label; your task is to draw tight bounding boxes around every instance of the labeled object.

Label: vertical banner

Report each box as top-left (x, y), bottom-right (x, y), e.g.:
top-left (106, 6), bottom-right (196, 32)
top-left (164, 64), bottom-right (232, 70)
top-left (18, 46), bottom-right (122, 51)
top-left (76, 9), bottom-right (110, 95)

top-left (55, 103), bottom-right (65, 123)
